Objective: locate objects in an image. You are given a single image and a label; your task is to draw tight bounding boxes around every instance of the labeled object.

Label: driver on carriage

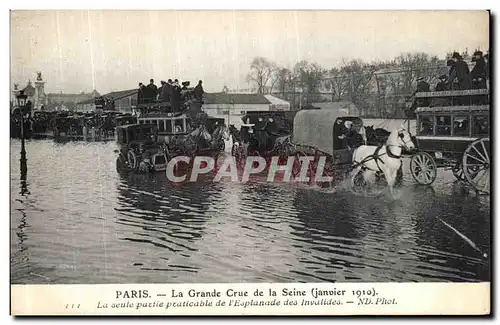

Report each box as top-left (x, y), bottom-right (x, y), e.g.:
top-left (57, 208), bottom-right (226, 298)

top-left (239, 117), bottom-right (258, 156)
top-left (340, 119), bottom-right (365, 150)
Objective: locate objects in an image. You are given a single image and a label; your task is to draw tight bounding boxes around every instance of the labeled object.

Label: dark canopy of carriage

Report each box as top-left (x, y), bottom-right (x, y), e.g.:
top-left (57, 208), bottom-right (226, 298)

top-left (241, 111), bottom-right (296, 135)
top-left (205, 117), bottom-right (226, 134)
top-left (116, 124), bottom-right (158, 149)
top-left (292, 109), bottom-right (363, 155)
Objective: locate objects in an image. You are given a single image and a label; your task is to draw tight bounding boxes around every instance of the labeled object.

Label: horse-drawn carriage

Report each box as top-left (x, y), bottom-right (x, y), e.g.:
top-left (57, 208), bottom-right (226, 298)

top-left (285, 110), bottom-right (406, 194)
top-left (115, 113), bottom-right (137, 127)
top-left (137, 109), bottom-right (228, 158)
top-left (409, 89), bottom-right (490, 194)
top-left (230, 110), bottom-right (297, 163)
top-left (115, 123), bottom-right (168, 173)
top-left (229, 109), bottom-right (415, 196)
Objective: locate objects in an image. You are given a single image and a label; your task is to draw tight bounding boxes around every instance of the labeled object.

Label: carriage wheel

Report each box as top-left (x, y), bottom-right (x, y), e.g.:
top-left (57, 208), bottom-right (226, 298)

top-left (462, 138), bottom-right (490, 194)
top-left (410, 152), bottom-right (437, 185)
top-left (116, 155), bottom-right (127, 173)
top-left (127, 149), bottom-right (138, 170)
top-left (452, 161), bottom-right (466, 181)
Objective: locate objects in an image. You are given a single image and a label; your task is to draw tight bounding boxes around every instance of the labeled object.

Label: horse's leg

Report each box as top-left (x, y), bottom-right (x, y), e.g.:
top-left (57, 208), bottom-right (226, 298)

top-left (363, 169), bottom-right (376, 184)
top-left (384, 167), bottom-right (398, 198)
top-left (349, 165), bottom-right (363, 187)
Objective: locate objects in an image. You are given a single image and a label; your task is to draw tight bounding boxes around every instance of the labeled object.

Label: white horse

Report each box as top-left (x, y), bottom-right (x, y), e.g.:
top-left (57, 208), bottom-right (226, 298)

top-left (350, 127), bottom-right (415, 197)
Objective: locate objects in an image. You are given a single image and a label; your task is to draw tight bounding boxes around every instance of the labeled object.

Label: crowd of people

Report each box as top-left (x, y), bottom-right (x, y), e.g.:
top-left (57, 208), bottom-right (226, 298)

top-left (136, 78), bottom-right (205, 112)
top-left (411, 50), bottom-right (490, 112)
top-left (10, 110), bottom-right (118, 139)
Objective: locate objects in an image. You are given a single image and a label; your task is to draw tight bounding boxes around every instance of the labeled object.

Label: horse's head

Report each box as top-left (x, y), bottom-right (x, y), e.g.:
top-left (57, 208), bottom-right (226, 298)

top-left (392, 128), bottom-right (415, 151)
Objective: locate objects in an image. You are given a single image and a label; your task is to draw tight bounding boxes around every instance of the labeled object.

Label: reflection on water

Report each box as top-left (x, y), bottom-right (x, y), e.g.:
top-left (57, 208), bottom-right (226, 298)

top-left (10, 140), bottom-right (490, 284)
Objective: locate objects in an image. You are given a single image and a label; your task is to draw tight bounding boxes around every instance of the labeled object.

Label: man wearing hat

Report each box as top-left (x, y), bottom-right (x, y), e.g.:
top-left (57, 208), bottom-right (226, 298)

top-left (416, 76), bottom-right (430, 92)
top-left (171, 79), bottom-right (183, 112)
top-left (448, 51), bottom-right (471, 91)
top-left (471, 50), bottom-right (487, 104)
top-left (162, 79), bottom-right (173, 105)
top-left (158, 81), bottom-right (166, 101)
top-left (414, 76), bottom-right (430, 108)
top-left (471, 50), bottom-right (487, 89)
top-left (435, 74), bottom-right (449, 92)
top-left (432, 75), bottom-right (450, 107)
top-left (194, 80), bottom-right (204, 102)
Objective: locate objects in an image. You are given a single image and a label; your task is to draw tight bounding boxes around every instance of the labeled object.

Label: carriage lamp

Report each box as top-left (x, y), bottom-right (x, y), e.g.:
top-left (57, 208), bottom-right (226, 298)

top-left (16, 90), bottom-right (27, 112)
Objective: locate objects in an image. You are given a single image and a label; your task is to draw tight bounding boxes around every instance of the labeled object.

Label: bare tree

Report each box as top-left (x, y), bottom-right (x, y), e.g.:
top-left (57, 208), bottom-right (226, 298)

top-left (393, 52), bottom-right (442, 94)
top-left (293, 61), bottom-right (325, 104)
top-left (324, 68), bottom-right (349, 102)
top-left (340, 59), bottom-right (385, 115)
top-left (272, 67), bottom-right (292, 97)
top-left (246, 57), bottom-right (277, 94)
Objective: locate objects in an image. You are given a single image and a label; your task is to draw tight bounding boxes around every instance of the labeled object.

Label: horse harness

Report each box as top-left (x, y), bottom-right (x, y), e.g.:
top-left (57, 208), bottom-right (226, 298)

top-left (353, 133), bottom-right (409, 173)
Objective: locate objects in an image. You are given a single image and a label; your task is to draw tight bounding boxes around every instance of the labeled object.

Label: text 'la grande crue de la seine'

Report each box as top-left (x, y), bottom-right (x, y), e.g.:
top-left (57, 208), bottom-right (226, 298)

top-left (94, 287), bottom-right (398, 311)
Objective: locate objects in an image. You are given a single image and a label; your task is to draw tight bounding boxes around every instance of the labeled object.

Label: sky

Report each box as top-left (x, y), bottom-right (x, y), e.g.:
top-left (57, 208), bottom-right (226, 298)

top-left (10, 10), bottom-right (489, 95)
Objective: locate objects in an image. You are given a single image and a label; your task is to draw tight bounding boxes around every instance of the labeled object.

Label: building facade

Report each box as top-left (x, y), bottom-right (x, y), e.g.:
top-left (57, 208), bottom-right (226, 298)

top-left (203, 93), bottom-right (290, 127)
top-left (13, 72), bottom-right (100, 111)
top-left (76, 89), bottom-right (138, 113)
top-left (47, 90), bottom-right (100, 110)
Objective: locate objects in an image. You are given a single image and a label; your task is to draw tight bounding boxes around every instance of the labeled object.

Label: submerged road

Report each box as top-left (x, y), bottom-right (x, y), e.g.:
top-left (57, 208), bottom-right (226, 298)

top-left (10, 139), bottom-right (490, 284)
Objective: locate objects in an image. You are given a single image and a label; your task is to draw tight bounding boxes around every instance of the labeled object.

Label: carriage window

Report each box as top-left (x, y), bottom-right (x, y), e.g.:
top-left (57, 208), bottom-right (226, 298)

top-left (472, 116), bottom-right (489, 136)
top-left (453, 116), bottom-right (470, 136)
top-left (436, 116), bottom-right (451, 136)
top-left (158, 119), bottom-right (165, 132)
top-left (418, 116), bottom-right (434, 135)
top-left (165, 119), bottom-right (173, 133)
top-left (174, 119), bottom-right (184, 133)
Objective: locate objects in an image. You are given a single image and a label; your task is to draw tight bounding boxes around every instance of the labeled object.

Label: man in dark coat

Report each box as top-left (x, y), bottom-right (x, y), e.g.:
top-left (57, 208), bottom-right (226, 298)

top-left (137, 83), bottom-right (145, 105)
top-left (471, 50), bottom-right (487, 89)
top-left (158, 80), bottom-right (166, 101)
top-left (416, 77), bottom-right (431, 93)
top-left (194, 80), bottom-right (204, 102)
top-left (171, 79), bottom-right (182, 112)
top-left (146, 79), bottom-right (158, 103)
top-left (432, 75), bottom-right (450, 107)
top-left (409, 77), bottom-right (431, 113)
top-left (448, 52), bottom-right (471, 91)
top-left (162, 79), bottom-right (173, 104)
top-left (435, 75), bottom-right (448, 91)
top-left (448, 52), bottom-right (471, 105)
top-left (471, 51), bottom-right (487, 104)
top-left (343, 120), bottom-right (364, 150)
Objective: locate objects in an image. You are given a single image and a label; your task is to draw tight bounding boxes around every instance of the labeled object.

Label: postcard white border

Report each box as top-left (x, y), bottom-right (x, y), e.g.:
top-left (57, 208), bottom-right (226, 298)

top-left (4, 1), bottom-right (497, 323)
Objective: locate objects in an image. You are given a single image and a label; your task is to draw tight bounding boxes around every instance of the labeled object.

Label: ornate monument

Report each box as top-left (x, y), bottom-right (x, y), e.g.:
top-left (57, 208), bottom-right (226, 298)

top-left (34, 71), bottom-right (46, 110)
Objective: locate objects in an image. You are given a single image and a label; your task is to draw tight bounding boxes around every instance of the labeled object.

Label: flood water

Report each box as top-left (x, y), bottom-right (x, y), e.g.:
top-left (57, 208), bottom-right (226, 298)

top-left (10, 139), bottom-right (490, 284)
